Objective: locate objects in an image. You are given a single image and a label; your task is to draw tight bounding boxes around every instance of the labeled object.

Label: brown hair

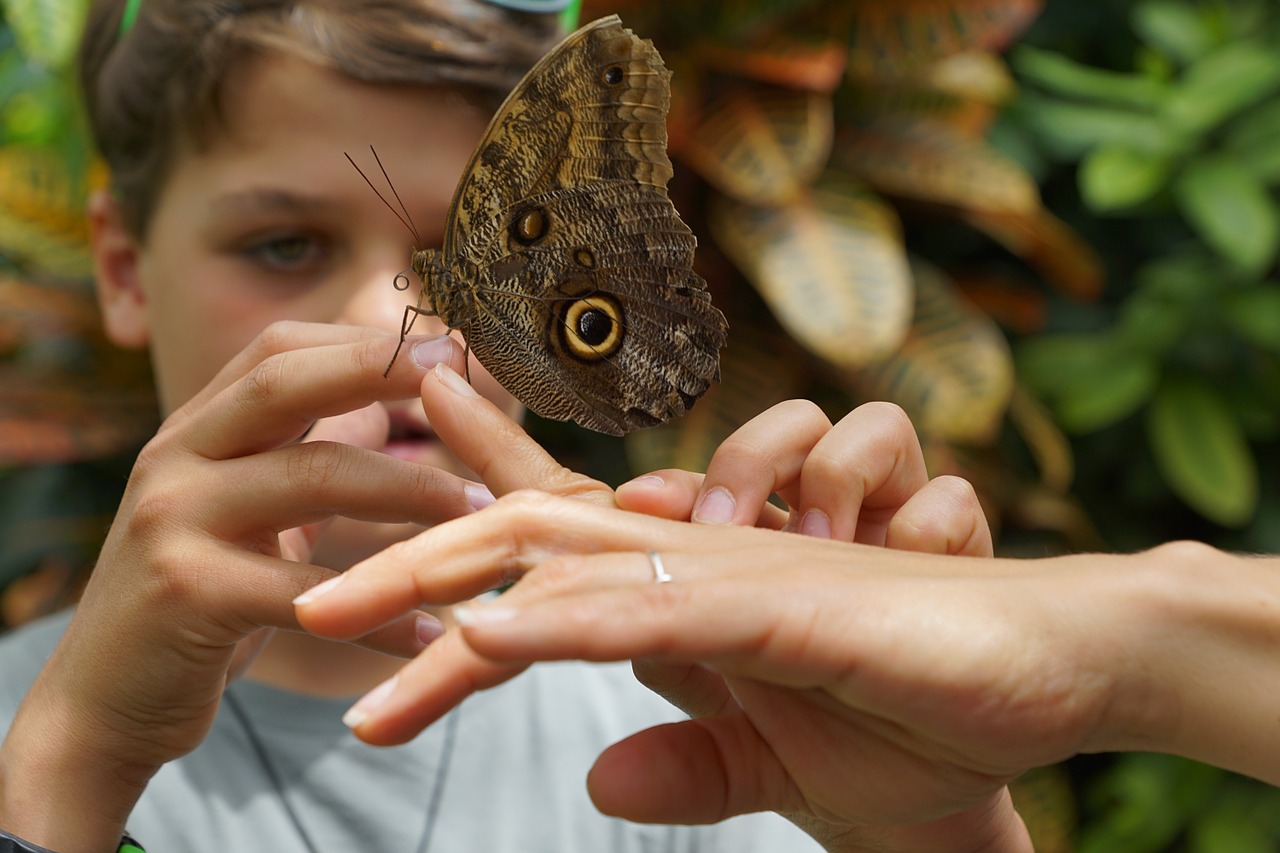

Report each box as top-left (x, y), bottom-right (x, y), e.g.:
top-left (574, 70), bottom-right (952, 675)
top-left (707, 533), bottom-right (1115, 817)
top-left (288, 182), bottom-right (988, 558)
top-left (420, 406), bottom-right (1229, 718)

top-left (78, 0), bottom-right (563, 239)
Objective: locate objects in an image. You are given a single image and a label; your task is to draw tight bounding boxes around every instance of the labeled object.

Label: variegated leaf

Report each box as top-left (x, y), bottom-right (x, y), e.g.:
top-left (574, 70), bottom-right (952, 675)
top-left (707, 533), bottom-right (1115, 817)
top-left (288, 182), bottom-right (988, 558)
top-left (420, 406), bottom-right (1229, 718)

top-left (851, 262), bottom-right (1014, 443)
top-left (965, 206), bottom-right (1104, 300)
top-left (684, 88), bottom-right (833, 205)
top-left (694, 36), bottom-right (847, 91)
top-left (848, 0), bottom-right (1043, 81)
top-left (710, 171), bottom-right (913, 369)
top-left (832, 118), bottom-right (1040, 215)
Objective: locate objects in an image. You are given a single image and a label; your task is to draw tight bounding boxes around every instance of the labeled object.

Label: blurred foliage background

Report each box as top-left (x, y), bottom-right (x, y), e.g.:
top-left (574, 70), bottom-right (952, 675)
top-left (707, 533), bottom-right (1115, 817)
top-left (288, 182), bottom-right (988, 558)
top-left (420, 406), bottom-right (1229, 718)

top-left (1, 0), bottom-right (1278, 849)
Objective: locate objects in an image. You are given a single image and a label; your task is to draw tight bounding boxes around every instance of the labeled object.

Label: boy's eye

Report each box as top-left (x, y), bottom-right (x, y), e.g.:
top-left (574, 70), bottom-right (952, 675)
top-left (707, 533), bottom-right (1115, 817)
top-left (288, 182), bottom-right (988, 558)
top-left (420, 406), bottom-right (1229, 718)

top-left (243, 233), bottom-right (327, 270)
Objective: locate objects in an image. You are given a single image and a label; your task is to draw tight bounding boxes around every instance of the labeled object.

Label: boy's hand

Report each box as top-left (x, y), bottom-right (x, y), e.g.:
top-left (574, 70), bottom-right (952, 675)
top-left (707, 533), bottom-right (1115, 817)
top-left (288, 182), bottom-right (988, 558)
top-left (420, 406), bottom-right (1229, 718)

top-left (0, 323), bottom-right (485, 852)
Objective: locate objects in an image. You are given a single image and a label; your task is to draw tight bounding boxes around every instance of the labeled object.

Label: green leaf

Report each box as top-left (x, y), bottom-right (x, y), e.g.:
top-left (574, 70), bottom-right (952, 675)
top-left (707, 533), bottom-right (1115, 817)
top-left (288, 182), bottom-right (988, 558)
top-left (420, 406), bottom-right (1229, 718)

top-left (1013, 94), bottom-right (1182, 159)
top-left (1221, 284), bottom-right (1280, 354)
top-left (0, 0), bottom-right (89, 69)
top-left (1012, 45), bottom-right (1168, 108)
top-left (1163, 43), bottom-right (1280, 136)
top-left (1173, 157), bottom-right (1280, 273)
top-left (1132, 0), bottom-right (1216, 64)
top-left (1017, 334), bottom-right (1160, 433)
top-left (1189, 803), bottom-right (1276, 853)
top-left (1224, 98), bottom-right (1280, 184)
top-left (1079, 144), bottom-right (1175, 211)
top-left (1147, 378), bottom-right (1258, 526)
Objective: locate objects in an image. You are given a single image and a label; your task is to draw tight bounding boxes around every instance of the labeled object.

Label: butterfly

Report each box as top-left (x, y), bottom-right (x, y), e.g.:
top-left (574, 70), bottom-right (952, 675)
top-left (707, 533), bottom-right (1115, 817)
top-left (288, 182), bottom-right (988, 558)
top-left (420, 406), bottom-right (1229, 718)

top-left (386, 15), bottom-right (726, 436)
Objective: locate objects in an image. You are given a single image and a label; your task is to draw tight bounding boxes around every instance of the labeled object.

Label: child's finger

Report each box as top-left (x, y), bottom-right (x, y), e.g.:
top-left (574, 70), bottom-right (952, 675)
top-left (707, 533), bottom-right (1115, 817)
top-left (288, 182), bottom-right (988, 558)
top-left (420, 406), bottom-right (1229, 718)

top-left (188, 333), bottom-right (465, 460)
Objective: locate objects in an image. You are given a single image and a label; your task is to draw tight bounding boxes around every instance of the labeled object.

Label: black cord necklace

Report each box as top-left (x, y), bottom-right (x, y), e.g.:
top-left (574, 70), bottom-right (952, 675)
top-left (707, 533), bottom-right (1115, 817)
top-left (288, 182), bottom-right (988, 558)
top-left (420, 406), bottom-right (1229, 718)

top-left (222, 687), bottom-right (460, 853)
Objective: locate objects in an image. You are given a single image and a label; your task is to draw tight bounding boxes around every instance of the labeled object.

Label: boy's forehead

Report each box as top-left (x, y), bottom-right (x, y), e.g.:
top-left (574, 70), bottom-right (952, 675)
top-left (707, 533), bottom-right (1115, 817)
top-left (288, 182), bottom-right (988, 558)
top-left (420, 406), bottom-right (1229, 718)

top-left (207, 53), bottom-right (491, 154)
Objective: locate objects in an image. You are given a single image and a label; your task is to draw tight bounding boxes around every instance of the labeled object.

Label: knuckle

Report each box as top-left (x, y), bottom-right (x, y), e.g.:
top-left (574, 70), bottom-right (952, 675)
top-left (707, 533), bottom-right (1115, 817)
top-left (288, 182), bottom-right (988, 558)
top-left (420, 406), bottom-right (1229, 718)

top-left (241, 354), bottom-right (289, 411)
top-left (252, 320), bottom-right (304, 359)
top-left (772, 398), bottom-right (830, 429)
top-left (932, 475), bottom-right (983, 511)
top-left (859, 400), bottom-right (915, 433)
top-left (285, 440), bottom-right (348, 493)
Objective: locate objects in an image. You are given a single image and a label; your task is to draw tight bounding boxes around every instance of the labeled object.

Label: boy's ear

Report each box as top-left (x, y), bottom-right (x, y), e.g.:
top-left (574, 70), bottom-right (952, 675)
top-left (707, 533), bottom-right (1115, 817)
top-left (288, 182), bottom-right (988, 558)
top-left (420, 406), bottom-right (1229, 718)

top-left (87, 189), bottom-right (149, 349)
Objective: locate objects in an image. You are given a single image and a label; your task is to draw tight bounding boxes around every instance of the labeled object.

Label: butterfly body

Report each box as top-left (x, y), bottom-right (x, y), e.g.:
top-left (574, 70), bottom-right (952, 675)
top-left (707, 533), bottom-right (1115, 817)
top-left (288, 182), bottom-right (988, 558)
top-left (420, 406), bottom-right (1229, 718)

top-left (404, 15), bottom-right (726, 436)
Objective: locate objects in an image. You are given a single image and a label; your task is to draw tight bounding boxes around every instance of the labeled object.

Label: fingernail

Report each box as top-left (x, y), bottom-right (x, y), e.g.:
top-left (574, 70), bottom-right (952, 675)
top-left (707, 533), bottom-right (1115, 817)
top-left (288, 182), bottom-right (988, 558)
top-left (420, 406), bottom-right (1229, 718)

top-left (465, 483), bottom-right (495, 512)
top-left (692, 487), bottom-right (735, 525)
top-left (622, 474), bottom-right (665, 489)
top-left (410, 335), bottom-right (455, 370)
top-left (293, 574), bottom-right (343, 606)
top-left (416, 614), bottom-right (446, 646)
top-left (799, 509), bottom-right (832, 539)
top-left (343, 674), bottom-right (398, 729)
top-left (453, 605), bottom-right (519, 627)
top-left (434, 363), bottom-right (478, 397)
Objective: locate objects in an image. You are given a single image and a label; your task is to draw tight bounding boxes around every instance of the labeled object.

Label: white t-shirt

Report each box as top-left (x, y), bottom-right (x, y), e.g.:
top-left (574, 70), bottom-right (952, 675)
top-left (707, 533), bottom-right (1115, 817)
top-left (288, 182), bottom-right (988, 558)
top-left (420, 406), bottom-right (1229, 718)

top-left (0, 612), bottom-right (818, 852)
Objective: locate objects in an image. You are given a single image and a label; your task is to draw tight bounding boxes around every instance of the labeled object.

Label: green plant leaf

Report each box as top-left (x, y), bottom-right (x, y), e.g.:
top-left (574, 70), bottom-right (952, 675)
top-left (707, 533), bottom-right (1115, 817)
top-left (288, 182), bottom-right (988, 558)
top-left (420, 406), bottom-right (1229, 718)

top-left (0, 0), bottom-right (88, 69)
top-left (1131, 0), bottom-right (1216, 64)
top-left (1147, 377), bottom-right (1259, 526)
top-left (1221, 283), bottom-right (1280, 355)
top-left (1018, 333), bottom-right (1160, 433)
top-left (1223, 98), bottom-right (1280, 184)
top-left (1012, 45), bottom-right (1167, 108)
top-left (1162, 43), bottom-right (1280, 136)
top-left (1012, 94), bottom-right (1180, 159)
top-left (1173, 156), bottom-right (1280, 273)
top-left (1079, 144), bottom-right (1175, 211)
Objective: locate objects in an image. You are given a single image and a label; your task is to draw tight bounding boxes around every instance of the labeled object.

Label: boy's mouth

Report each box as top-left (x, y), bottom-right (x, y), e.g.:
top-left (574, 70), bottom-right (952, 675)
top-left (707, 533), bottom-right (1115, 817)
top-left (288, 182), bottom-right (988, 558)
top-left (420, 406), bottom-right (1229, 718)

top-left (383, 410), bottom-right (438, 461)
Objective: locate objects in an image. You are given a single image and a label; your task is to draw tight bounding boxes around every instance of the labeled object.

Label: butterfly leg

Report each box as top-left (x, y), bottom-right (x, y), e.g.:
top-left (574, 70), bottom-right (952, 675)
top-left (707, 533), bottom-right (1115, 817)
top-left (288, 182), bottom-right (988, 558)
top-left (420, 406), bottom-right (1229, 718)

top-left (383, 303), bottom-right (439, 377)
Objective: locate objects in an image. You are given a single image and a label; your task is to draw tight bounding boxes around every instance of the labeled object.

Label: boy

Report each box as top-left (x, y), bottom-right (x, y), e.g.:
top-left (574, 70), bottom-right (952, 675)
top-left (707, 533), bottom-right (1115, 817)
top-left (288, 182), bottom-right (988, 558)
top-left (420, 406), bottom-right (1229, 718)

top-left (0, 2), bottom-right (990, 851)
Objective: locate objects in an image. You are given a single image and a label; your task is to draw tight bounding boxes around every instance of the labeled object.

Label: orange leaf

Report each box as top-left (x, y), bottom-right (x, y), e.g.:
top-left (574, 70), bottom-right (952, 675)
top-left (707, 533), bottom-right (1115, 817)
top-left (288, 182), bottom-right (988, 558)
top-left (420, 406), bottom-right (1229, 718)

top-left (694, 36), bottom-right (848, 91)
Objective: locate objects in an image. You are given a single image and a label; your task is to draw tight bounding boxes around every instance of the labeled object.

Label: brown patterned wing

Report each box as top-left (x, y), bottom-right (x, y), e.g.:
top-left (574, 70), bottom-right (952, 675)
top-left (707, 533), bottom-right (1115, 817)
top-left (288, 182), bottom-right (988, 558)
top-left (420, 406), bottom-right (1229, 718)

top-left (453, 180), bottom-right (726, 436)
top-left (444, 14), bottom-right (674, 257)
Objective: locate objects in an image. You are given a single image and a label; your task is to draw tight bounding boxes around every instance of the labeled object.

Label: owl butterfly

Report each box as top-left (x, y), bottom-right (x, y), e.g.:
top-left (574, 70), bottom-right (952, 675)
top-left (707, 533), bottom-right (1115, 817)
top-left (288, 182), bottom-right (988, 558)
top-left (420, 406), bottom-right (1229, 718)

top-left (389, 14), bottom-right (727, 436)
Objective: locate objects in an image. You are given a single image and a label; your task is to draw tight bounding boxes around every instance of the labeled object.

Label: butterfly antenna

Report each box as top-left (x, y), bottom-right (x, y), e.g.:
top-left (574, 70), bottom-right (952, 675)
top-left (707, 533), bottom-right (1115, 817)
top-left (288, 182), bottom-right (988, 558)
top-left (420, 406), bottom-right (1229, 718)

top-left (368, 145), bottom-right (422, 246)
top-left (344, 149), bottom-right (421, 245)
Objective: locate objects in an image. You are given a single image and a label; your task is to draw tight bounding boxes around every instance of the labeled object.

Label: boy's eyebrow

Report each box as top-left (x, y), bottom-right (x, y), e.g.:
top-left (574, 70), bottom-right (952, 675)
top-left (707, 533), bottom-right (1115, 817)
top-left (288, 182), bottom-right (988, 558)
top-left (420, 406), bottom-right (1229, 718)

top-left (208, 188), bottom-right (344, 217)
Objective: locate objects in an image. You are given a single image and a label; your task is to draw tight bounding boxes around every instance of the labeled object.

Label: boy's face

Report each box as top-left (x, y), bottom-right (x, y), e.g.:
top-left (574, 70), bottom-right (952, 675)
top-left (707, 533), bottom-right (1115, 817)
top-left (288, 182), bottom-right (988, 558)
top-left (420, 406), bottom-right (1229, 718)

top-left (100, 54), bottom-right (523, 567)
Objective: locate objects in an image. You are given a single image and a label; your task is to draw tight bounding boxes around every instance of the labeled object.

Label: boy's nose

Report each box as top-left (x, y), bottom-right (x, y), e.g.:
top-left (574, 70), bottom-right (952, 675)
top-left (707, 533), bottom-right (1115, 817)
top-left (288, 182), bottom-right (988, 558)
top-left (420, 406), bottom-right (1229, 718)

top-left (341, 264), bottom-right (448, 336)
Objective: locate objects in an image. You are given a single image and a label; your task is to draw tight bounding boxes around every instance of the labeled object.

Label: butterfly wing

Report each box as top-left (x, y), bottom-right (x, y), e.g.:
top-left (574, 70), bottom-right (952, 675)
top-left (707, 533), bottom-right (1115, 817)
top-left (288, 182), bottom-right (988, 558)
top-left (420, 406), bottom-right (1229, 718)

top-left (444, 14), bottom-right (674, 256)
top-left (458, 181), bottom-right (726, 436)
top-left (439, 15), bottom-right (724, 435)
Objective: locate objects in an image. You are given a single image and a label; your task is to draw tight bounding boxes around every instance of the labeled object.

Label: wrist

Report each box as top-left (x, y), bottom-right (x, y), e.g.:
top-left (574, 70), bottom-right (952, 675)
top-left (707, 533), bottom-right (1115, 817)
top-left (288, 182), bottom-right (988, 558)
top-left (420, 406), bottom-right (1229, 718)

top-left (1097, 542), bottom-right (1280, 784)
top-left (802, 789), bottom-right (1033, 853)
top-left (0, 670), bottom-right (155, 853)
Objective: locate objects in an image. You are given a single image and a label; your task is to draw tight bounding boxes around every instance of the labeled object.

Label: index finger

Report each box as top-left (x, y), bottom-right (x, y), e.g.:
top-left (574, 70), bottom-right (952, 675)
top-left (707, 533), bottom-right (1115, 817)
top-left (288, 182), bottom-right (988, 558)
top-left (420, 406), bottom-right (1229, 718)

top-left (420, 364), bottom-right (612, 502)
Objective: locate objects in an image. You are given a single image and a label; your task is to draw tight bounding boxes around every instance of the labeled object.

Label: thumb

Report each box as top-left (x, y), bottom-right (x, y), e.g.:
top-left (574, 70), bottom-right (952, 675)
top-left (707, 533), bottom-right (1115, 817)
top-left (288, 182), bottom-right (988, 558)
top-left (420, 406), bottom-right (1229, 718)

top-left (587, 716), bottom-right (794, 825)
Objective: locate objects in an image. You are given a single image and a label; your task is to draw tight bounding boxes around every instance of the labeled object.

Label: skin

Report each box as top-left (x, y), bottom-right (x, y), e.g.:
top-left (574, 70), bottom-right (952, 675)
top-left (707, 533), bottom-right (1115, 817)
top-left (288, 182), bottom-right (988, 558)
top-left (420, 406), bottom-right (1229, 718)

top-left (0, 49), bottom-right (1004, 853)
top-left (297, 374), bottom-right (1280, 851)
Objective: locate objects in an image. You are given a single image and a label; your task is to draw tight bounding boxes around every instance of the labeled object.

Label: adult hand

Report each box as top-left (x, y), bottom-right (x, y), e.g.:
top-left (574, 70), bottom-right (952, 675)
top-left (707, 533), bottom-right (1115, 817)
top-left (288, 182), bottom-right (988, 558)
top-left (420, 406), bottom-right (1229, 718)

top-left (300, 381), bottom-right (1048, 852)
